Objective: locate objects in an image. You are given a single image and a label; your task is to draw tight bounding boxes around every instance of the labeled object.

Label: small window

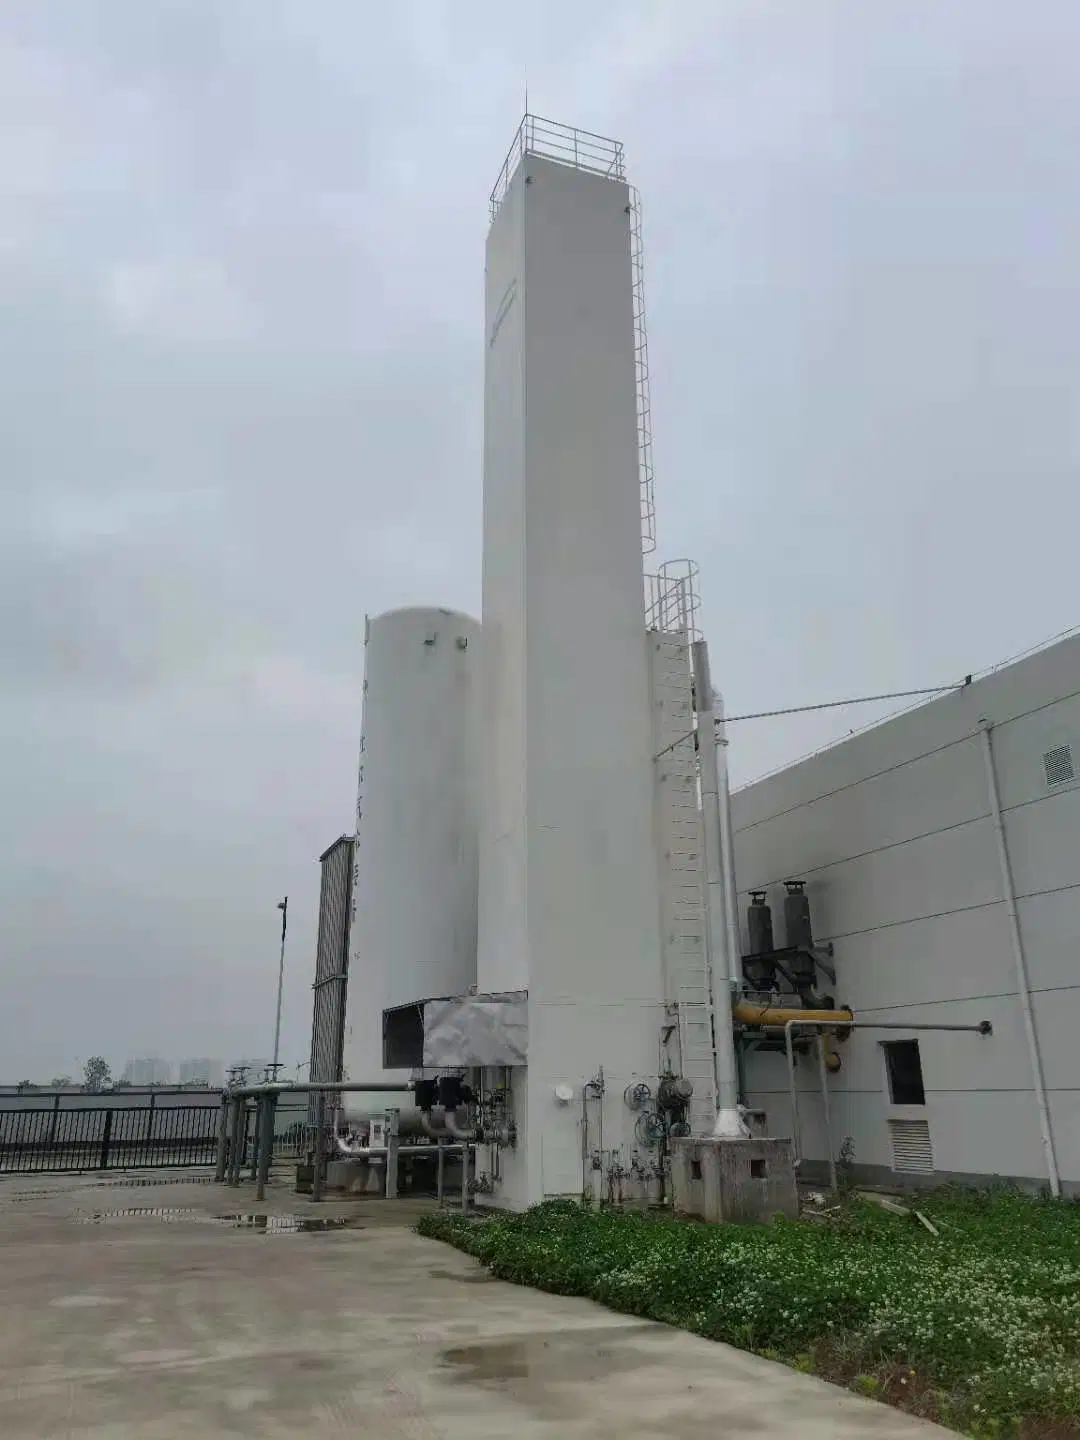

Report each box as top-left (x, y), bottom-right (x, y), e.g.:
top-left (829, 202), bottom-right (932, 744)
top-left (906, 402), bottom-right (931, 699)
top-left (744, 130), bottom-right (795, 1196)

top-left (690, 1158), bottom-right (702, 1180)
top-left (884, 1039), bottom-right (925, 1106)
top-left (750, 1158), bottom-right (766, 1179)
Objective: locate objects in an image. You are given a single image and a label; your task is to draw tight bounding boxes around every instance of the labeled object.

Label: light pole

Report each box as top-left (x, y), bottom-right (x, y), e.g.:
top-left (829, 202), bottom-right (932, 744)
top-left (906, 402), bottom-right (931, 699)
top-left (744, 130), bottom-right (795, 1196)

top-left (271, 896), bottom-right (288, 1078)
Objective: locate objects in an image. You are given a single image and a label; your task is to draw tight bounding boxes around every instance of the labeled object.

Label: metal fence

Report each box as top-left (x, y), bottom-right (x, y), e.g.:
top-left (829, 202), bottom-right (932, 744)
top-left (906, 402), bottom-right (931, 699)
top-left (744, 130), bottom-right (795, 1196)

top-left (0, 1102), bottom-right (223, 1174)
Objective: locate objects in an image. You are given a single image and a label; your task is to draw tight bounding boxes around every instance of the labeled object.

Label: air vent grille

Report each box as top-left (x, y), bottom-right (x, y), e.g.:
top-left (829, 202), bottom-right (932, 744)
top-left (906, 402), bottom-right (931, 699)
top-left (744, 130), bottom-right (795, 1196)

top-left (1043, 744), bottom-right (1075, 789)
top-left (889, 1118), bottom-right (934, 1175)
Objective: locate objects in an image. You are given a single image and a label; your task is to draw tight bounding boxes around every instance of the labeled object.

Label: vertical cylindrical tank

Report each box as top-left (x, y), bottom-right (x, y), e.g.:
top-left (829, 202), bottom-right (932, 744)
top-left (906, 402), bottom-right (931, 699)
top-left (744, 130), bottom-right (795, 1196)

top-left (783, 880), bottom-right (814, 951)
top-left (743, 891), bottom-right (777, 991)
top-left (342, 607), bottom-right (481, 1083)
top-left (747, 892), bottom-right (775, 957)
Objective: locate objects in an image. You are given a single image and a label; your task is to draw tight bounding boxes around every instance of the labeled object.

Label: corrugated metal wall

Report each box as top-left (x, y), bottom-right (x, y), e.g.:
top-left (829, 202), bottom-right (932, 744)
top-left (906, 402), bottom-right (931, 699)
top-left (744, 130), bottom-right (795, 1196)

top-left (307, 836), bottom-right (354, 1121)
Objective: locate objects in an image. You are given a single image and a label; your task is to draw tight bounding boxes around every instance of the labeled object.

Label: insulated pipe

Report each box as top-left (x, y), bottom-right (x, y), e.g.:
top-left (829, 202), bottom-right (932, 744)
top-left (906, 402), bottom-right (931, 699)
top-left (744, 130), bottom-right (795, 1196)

top-left (325, 1142), bottom-right (465, 1159)
top-left (420, 1105), bottom-right (477, 1142)
top-left (224, 1080), bottom-right (414, 1098)
top-left (979, 720), bottom-right (1061, 1198)
top-left (692, 641), bottom-right (740, 1122)
top-left (444, 1111), bottom-right (477, 1142)
top-left (332, 1109), bottom-right (369, 1157)
top-left (255, 1093), bottom-right (277, 1203)
top-left (734, 1002), bottom-right (854, 1028)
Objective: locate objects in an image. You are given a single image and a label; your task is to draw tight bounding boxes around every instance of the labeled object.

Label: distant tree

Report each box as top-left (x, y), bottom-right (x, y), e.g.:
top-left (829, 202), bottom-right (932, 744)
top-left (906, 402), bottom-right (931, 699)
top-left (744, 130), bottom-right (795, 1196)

top-left (50, 1076), bottom-right (72, 1088)
top-left (15, 1080), bottom-right (38, 1093)
top-left (82, 1057), bottom-right (112, 1093)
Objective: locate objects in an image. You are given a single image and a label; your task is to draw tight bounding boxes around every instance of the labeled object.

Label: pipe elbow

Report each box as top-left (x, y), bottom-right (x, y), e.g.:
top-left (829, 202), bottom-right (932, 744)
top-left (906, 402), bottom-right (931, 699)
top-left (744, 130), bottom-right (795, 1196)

top-left (444, 1107), bottom-right (477, 1142)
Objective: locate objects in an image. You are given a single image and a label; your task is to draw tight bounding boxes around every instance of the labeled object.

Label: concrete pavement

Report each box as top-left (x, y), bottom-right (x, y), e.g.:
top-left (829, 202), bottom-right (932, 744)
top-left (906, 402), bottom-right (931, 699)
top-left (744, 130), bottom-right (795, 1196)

top-left (0, 1169), bottom-right (952, 1438)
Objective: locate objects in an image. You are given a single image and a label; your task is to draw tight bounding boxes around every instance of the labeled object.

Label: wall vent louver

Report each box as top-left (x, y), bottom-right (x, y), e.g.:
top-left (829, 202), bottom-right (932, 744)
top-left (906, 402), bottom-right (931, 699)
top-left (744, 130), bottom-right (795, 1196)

top-left (1043, 744), bottom-right (1075, 789)
top-left (889, 1118), bottom-right (934, 1175)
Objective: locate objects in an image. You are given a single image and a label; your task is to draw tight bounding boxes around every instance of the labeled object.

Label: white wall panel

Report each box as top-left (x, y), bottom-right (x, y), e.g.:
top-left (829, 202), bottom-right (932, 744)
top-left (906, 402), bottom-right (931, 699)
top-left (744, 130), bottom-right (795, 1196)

top-left (827, 905), bottom-right (1016, 1011)
top-left (1004, 786), bottom-right (1080, 898)
top-left (735, 735), bottom-right (986, 894)
top-left (1018, 887), bottom-right (1080, 991)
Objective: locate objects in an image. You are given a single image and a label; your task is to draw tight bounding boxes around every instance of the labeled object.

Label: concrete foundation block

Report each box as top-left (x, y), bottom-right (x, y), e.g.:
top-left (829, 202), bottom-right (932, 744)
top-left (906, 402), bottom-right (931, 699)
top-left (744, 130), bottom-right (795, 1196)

top-left (670, 1137), bottom-right (798, 1224)
top-left (324, 1158), bottom-right (386, 1195)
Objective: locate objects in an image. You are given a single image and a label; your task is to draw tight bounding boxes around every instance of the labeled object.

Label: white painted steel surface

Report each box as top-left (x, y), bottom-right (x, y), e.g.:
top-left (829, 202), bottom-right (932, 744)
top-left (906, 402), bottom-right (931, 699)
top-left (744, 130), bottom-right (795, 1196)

top-left (478, 150), bottom-right (665, 1207)
top-left (731, 631), bottom-right (1080, 1192)
top-left (342, 607), bottom-right (481, 1085)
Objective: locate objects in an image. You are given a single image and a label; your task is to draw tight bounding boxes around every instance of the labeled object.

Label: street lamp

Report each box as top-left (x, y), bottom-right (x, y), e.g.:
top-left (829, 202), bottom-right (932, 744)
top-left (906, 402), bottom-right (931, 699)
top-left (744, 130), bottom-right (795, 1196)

top-left (271, 896), bottom-right (288, 1078)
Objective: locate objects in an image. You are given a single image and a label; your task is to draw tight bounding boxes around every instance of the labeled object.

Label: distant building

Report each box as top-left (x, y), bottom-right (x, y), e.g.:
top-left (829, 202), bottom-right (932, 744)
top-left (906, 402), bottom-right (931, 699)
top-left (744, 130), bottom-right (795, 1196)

top-left (120, 1058), bottom-right (173, 1087)
top-left (176, 1058), bottom-right (223, 1088)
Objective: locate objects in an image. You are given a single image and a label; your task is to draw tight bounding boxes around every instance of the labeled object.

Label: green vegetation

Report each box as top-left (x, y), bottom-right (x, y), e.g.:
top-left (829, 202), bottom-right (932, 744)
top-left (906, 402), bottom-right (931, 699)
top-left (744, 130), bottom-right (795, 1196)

top-left (417, 1190), bottom-right (1080, 1437)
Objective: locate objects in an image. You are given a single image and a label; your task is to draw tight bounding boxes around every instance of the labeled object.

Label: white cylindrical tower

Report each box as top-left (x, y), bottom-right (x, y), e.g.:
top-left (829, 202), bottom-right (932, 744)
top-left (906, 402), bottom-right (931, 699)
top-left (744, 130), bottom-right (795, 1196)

top-left (342, 606), bottom-right (481, 1083)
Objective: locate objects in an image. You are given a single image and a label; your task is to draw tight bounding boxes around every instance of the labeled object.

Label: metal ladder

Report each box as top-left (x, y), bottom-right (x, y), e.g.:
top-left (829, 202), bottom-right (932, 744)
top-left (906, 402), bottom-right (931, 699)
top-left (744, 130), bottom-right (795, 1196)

top-left (648, 629), bottom-right (717, 1135)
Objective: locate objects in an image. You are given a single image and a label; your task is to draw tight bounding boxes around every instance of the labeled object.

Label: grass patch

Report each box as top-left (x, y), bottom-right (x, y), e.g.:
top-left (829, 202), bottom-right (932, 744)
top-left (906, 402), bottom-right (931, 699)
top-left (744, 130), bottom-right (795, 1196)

top-left (417, 1190), bottom-right (1080, 1437)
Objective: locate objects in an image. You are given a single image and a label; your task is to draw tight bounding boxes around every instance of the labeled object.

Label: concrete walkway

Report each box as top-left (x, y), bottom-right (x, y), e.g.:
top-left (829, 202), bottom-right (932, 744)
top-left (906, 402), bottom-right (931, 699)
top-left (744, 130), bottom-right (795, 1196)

top-left (0, 1170), bottom-right (952, 1438)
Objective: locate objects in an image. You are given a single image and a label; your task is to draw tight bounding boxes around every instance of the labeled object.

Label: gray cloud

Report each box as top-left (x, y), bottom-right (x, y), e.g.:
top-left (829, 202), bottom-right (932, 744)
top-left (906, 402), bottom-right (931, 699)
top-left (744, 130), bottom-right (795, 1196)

top-left (2, 0), bottom-right (1078, 1077)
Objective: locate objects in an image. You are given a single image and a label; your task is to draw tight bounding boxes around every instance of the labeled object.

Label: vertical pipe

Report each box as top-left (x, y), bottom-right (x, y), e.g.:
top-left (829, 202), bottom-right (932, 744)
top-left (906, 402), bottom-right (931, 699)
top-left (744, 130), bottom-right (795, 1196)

top-left (214, 1097), bottom-right (229, 1183)
top-left (272, 896), bottom-right (288, 1076)
top-left (461, 1142), bottom-right (470, 1215)
top-left (691, 641), bottom-right (740, 1120)
top-left (99, 1109), bottom-right (114, 1172)
top-left (227, 1099), bottom-right (245, 1186)
top-left (249, 1097), bottom-right (262, 1181)
top-left (312, 1092), bottom-right (326, 1203)
top-left (385, 1108), bottom-right (399, 1200)
top-left (436, 1139), bottom-right (445, 1204)
top-left (256, 1095), bottom-right (277, 1203)
top-left (785, 1021), bottom-right (801, 1166)
top-left (978, 721), bottom-right (1060, 1197)
top-left (715, 693), bottom-right (743, 985)
top-left (817, 1034), bottom-right (837, 1193)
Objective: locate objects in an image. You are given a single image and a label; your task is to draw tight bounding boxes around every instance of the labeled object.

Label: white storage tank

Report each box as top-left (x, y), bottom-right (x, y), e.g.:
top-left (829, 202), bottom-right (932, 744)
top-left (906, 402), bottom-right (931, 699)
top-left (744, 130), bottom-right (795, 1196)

top-left (341, 607), bottom-right (481, 1084)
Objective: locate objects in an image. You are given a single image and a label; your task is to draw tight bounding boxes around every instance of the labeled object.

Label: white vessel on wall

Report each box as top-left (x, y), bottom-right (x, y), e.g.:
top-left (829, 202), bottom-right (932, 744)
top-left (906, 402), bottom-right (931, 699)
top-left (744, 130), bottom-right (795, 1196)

top-left (342, 606), bottom-right (481, 1084)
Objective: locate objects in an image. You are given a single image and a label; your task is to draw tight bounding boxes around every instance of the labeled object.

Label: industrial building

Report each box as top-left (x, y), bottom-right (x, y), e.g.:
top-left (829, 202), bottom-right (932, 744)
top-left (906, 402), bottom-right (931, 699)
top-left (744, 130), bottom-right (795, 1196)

top-left (733, 632), bottom-right (1080, 1196)
top-left (311, 115), bottom-right (1077, 1211)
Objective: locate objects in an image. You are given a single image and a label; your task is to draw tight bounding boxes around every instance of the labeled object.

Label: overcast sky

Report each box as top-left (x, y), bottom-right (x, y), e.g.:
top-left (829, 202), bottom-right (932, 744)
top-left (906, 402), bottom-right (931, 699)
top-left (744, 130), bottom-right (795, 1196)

top-left (2, 1), bottom-right (1077, 1081)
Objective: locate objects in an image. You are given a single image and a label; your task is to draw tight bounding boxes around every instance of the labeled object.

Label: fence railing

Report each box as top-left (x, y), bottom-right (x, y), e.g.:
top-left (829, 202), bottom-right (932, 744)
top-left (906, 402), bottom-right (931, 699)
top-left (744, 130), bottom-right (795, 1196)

top-left (0, 1103), bottom-right (220, 1173)
top-left (489, 114), bottom-right (625, 220)
top-left (0, 1094), bottom-right (309, 1176)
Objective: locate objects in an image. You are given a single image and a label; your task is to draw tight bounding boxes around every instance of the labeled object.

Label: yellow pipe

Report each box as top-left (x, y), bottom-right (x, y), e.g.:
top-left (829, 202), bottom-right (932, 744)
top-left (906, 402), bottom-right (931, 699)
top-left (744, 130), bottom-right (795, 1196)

top-left (733, 1002), bottom-right (854, 1028)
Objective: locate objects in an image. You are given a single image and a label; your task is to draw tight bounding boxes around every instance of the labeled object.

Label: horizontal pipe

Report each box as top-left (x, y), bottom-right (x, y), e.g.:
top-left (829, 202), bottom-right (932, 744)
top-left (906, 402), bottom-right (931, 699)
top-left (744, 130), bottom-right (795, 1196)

top-left (226, 1080), bottom-right (414, 1098)
top-left (327, 1143), bottom-right (465, 1158)
top-left (783, 1016), bottom-right (992, 1169)
top-left (734, 1002), bottom-right (854, 1027)
top-left (771, 1018), bottom-right (992, 1034)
